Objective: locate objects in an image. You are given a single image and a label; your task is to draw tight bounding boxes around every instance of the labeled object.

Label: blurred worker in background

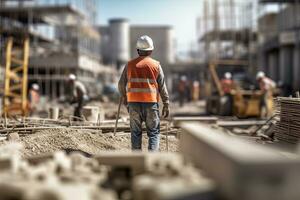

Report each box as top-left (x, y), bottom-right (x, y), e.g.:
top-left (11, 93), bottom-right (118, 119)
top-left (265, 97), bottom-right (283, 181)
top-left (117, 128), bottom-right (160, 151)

top-left (68, 74), bottom-right (89, 121)
top-left (191, 80), bottom-right (200, 101)
top-left (28, 83), bottom-right (40, 115)
top-left (256, 71), bottom-right (276, 118)
top-left (178, 75), bottom-right (187, 107)
top-left (118, 35), bottom-right (170, 151)
top-left (221, 72), bottom-right (234, 94)
top-left (220, 72), bottom-right (234, 115)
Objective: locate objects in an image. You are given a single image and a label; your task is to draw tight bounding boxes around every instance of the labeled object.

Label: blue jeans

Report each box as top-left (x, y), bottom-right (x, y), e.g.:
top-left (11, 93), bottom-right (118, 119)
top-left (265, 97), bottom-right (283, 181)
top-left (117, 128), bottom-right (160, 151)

top-left (128, 103), bottom-right (160, 151)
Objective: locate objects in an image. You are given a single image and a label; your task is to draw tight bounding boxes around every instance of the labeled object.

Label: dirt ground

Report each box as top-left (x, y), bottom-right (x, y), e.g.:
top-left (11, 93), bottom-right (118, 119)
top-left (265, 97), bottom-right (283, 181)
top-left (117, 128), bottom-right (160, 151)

top-left (13, 128), bottom-right (179, 157)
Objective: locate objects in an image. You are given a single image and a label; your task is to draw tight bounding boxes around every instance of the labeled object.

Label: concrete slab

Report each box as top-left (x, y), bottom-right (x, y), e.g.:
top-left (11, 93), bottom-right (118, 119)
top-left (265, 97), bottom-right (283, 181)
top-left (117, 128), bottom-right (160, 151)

top-left (93, 152), bottom-right (146, 175)
top-left (172, 116), bottom-right (218, 128)
top-left (180, 122), bottom-right (300, 200)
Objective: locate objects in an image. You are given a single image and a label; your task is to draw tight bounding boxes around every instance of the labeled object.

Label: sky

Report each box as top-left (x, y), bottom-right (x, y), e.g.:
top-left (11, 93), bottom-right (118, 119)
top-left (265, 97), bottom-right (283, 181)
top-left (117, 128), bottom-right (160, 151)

top-left (97, 0), bottom-right (203, 54)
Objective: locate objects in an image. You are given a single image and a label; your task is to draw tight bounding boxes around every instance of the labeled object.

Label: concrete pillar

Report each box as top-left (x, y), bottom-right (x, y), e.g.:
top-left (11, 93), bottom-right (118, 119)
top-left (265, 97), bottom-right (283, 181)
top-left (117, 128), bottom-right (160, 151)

top-left (293, 45), bottom-right (300, 91)
top-left (279, 48), bottom-right (285, 84)
top-left (280, 46), bottom-right (294, 96)
top-left (267, 52), bottom-right (279, 81)
top-left (45, 67), bottom-right (50, 99)
top-left (258, 48), bottom-right (267, 72)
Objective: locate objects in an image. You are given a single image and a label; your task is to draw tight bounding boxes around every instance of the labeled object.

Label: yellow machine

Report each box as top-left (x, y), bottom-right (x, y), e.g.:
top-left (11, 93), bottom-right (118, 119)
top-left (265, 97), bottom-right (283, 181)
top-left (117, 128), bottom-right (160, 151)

top-left (206, 60), bottom-right (274, 118)
top-left (2, 37), bottom-right (30, 117)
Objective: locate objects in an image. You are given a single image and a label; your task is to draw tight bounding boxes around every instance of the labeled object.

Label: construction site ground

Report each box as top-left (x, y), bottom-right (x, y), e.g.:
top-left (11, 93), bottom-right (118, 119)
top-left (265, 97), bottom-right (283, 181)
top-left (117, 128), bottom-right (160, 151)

top-left (0, 99), bottom-right (299, 200)
top-left (17, 128), bottom-right (179, 157)
top-left (0, 100), bottom-right (293, 157)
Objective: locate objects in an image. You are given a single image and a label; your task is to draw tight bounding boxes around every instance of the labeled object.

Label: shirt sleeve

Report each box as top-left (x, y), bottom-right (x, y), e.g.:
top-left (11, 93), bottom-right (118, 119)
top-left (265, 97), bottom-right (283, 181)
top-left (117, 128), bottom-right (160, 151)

top-left (118, 65), bottom-right (128, 97)
top-left (157, 64), bottom-right (170, 105)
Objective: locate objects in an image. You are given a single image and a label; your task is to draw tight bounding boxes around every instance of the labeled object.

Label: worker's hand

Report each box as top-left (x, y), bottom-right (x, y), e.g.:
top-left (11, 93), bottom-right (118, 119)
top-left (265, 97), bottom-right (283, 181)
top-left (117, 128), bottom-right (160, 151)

top-left (162, 104), bottom-right (170, 118)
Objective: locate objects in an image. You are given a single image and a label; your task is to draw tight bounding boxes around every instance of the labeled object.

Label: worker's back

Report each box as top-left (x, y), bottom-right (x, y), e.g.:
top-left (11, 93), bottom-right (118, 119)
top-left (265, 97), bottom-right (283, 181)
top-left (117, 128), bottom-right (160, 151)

top-left (259, 77), bottom-right (276, 92)
top-left (73, 80), bottom-right (87, 98)
top-left (126, 56), bottom-right (160, 103)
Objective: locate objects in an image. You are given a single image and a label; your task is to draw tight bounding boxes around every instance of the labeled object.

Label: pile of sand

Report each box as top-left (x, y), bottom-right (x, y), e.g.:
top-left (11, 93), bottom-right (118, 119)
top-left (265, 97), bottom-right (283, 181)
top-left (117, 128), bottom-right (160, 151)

top-left (17, 128), bottom-right (178, 156)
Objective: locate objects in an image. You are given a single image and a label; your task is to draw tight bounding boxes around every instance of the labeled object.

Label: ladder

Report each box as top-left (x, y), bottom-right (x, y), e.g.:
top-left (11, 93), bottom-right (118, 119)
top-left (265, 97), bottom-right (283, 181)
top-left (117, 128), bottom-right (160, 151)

top-left (3, 37), bottom-right (30, 117)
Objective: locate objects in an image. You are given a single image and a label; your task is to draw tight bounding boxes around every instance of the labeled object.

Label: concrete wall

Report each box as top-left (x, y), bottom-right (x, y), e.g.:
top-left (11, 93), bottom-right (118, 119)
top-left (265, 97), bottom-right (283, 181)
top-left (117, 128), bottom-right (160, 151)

top-left (130, 26), bottom-right (175, 65)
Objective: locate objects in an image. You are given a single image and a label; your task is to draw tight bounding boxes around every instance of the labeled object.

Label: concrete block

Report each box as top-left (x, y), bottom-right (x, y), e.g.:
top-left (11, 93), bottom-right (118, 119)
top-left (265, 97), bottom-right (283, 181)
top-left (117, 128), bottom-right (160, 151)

top-left (82, 106), bottom-right (104, 123)
top-left (180, 122), bottom-right (300, 200)
top-left (48, 107), bottom-right (60, 120)
top-left (133, 175), bottom-right (215, 200)
top-left (145, 153), bottom-right (184, 176)
top-left (7, 132), bottom-right (19, 141)
top-left (94, 152), bottom-right (146, 175)
top-left (26, 153), bottom-right (53, 165)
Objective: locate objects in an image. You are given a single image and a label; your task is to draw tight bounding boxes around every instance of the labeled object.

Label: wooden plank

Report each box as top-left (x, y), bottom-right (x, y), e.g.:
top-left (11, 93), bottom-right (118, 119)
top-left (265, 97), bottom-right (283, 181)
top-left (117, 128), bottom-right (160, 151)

top-left (217, 120), bottom-right (266, 128)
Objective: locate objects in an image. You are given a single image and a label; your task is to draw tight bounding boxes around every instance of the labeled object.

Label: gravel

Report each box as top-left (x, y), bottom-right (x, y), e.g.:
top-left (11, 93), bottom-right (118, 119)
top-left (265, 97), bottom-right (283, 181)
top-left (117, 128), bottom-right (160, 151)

top-left (11, 128), bottom-right (179, 157)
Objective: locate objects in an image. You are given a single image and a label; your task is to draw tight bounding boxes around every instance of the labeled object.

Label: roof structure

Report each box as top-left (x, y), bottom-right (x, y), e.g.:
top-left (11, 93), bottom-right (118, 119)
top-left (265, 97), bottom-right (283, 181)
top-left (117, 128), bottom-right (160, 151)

top-left (199, 29), bottom-right (257, 43)
top-left (0, 5), bottom-right (84, 25)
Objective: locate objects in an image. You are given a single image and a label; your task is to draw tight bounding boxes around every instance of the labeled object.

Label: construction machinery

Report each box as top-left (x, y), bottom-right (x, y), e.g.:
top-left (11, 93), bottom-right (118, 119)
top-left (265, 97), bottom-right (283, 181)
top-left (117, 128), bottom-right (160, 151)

top-left (2, 37), bottom-right (30, 117)
top-left (205, 59), bottom-right (274, 118)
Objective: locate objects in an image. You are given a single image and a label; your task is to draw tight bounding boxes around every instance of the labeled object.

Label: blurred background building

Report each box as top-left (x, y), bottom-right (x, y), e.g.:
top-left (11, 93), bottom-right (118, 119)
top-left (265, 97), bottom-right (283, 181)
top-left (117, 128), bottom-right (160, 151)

top-left (0, 0), bottom-right (113, 101)
top-left (99, 19), bottom-right (175, 69)
top-left (1, 0), bottom-right (300, 102)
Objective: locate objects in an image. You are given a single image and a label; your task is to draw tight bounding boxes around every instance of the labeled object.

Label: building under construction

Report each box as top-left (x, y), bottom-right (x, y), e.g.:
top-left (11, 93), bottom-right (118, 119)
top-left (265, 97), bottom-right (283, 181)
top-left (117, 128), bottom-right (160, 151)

top-left (0, 0), bottom-right (114, 101)
top-left (0, 1), bottom-right (300, 200)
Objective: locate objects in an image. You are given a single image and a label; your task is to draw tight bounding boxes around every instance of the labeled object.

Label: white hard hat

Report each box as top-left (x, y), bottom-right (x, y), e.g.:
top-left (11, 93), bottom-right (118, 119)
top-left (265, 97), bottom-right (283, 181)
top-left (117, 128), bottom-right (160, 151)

top-left (136, 35), bottom-right (154, 51)
top-left (180, 75), bottom-right (187, 81)
top-left (256, 71), bottom-right (265, 80)
top-left (224, 72), bottom-right (232, 79)
top-left (68, 74), bottom-right (76, 81)
top-left (32, 83), bottom-right (39, 91)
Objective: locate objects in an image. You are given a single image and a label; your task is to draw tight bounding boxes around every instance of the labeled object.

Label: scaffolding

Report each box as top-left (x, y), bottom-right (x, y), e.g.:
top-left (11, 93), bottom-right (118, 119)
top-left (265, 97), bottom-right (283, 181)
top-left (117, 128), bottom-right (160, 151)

top-left (199, 0), bottom-right (256, 62)
top-left (0, 0), bottom-right (103, 104)
top-left (3, 37), bottom-right (30, 116)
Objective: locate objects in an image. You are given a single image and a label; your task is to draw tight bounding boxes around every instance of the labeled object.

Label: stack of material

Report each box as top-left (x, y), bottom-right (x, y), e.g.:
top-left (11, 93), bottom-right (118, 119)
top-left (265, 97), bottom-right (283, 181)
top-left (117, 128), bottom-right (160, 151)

top-left (274, 97), bottom-right (300, 144)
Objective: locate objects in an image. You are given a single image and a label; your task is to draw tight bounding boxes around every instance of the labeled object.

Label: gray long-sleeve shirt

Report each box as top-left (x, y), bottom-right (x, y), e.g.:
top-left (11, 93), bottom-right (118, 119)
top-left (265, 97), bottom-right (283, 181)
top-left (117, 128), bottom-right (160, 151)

top-left (118, 64), bottom-right (169, 105)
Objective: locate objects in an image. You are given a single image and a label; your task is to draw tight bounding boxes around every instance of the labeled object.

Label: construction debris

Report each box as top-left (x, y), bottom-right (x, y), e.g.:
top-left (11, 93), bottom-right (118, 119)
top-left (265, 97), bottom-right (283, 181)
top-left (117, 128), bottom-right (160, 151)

top-left (0, 143), bottom-right (212, 200)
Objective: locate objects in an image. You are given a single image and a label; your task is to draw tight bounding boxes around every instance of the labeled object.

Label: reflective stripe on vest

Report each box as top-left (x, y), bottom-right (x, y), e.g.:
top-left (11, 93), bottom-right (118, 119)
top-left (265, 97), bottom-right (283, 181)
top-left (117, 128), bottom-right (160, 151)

top-left (129, 78), bottom-right (156, 84)
top-left (127, 88), bottom-right (157, 93)
top-left (127, 56), bottom-right (160, 103)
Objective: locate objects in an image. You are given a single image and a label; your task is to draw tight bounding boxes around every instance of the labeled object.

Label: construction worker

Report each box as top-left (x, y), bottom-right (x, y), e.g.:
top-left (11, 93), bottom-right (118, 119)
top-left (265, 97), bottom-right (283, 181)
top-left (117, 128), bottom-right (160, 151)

top-left (68, 74), bottom-right (88, 121)
top-left (221, 72), bottom-right (234, 94)
top-left (118, 35), bottom-right (169, 151)
top-left (178, 75), bottom-right (187, 107)
top-left (28, 83), bottom-right (40, 115)
top-left (221, 72), bottom-right (234, 115)
top-left (191, 80), bottom-right (200, 101)
top-left (256, 71), bottom-right (276, 118)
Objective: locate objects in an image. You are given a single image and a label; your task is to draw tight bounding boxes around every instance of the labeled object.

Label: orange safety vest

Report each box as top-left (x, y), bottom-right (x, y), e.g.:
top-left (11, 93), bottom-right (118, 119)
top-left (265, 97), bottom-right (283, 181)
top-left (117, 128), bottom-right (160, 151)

top-left (127, 56), bottom-right (160, 103)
